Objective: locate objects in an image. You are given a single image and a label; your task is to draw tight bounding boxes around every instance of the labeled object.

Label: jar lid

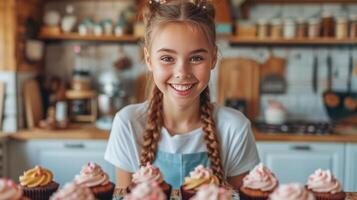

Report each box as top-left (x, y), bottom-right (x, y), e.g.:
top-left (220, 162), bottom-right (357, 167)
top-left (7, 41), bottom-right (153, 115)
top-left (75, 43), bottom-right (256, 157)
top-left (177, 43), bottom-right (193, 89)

top-left (335, 16), bottom-right (347, 23)
top-left (296, 18), bottom-right (306, 24)
top-left (283, 19), bottom-right (295, 25)
top-left (257, 18), bottom-right (268, 25)
top-left (308, 18), bottom-right (320, 24)
top-left (270, 18), bottom-right (282, 25)
top-left (321, 11), bottom-right (332, 18)
top-left (349, 14), bottom-right (357, 21)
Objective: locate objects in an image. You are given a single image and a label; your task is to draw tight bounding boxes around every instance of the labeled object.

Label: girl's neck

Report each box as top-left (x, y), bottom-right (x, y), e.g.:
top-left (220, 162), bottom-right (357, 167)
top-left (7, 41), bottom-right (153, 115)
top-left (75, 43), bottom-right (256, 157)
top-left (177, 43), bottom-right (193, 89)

top-left (162, 98), bottom-right (201, 135)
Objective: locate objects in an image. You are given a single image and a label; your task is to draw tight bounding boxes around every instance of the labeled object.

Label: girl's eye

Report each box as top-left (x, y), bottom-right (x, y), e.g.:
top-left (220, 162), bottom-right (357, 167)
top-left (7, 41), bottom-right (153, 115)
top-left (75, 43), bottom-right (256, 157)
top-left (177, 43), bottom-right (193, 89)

top-left (190, 55), bottom-right (204, 63)
top-left (160, 56), bottom-right (174, 63)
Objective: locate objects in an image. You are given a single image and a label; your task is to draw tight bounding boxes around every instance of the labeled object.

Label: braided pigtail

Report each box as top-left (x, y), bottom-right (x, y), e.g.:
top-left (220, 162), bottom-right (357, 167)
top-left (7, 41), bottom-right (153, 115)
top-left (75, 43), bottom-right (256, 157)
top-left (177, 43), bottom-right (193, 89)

top-left (200, 87), bottom-right (225, 183)
top-left (140, 86), bottom-right (164, 165)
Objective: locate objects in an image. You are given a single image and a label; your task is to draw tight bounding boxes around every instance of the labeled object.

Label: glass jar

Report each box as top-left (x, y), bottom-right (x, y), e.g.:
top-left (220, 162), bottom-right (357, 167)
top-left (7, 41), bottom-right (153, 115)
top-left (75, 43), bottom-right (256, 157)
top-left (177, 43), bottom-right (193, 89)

top-left (296, 18), bottom-right (307, 38)
top-left (270, 18), bottom-right (283, 39)
top-left (321, 12), bottom-right (334, 37)
top-left (335, 16), bottom-right (348, 39)
top-left (257, 19), bottom-right (269, 39)
top-left (283, 19), bottom-right (296, 39)
top-left (308, 18), bottom-right (321, 39)
top-left (350, 14), bottom-right (357, 38)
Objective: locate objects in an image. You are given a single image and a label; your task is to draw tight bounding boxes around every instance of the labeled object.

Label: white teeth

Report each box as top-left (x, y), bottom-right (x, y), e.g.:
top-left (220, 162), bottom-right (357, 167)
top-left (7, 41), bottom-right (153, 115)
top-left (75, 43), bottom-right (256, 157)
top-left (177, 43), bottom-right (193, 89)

top-left (171, 84), bottom-right (194, 91)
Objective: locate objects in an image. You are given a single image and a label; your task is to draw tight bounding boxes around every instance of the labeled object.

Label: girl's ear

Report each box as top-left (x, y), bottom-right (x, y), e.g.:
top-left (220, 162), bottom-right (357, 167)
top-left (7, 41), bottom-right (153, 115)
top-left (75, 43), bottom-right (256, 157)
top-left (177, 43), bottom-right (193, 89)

top-left (211, 47), bottom-right (218, 70)
top-left (144, 47), bottom-right (153, 71)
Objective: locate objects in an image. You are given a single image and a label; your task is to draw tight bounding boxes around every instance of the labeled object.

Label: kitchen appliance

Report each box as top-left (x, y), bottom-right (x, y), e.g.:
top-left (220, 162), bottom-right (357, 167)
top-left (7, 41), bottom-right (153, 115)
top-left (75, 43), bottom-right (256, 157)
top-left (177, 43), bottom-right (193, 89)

top-left (96, 68), bottom-right (127, 130)
top-left (254, 121), bottom-right (334, 135)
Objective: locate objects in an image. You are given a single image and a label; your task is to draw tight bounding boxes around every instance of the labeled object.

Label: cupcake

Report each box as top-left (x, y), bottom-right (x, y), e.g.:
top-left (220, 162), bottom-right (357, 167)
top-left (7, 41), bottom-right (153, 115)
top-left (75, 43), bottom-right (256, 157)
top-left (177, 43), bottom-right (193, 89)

top-left (19, 166), bottom-right (59, 200)
top-left (239, 163), bottom-right (278, 200)
top-left (191, 184), bottom-right (232, 200)
top-left (74, 162), bottom-right (115, 200)
top-left (269, 183), bottom-right (315, 200)
top-left (181, 165), bottom-right (220, 200)
top-left (124, 182), bottom-right (166, 200)
top-left (131, 163), bottom-right (171, 199)
top-left (306, 169), bottom-right (346, 200)
top-left (50, 182), bottom-right (95, 200)
top-left (0, 178), bottom-right (30, 200)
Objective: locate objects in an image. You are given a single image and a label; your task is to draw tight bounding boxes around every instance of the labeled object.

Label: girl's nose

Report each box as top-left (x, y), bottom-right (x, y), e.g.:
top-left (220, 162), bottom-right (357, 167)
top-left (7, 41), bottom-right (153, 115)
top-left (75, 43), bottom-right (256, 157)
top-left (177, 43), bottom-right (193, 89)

top-left (174, 60), bottom-right (191, 79)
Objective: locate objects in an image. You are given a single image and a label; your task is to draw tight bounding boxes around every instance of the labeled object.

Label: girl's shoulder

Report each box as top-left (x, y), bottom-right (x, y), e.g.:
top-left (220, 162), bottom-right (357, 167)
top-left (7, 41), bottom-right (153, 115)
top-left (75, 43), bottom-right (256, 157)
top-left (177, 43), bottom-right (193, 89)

top-left (114, 101), bottom-right (149, 124)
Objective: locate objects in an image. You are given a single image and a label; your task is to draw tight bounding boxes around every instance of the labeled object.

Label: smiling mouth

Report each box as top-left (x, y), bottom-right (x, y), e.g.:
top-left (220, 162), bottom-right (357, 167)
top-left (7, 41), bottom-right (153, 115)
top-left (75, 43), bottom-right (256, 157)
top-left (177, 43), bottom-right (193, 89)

top-left (169, 83), bottom-right (196, 92)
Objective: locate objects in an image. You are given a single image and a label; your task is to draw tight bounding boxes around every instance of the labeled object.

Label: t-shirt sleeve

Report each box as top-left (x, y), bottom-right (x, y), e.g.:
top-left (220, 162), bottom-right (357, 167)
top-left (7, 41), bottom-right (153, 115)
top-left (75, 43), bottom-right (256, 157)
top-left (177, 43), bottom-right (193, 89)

top-left (226, 121), bottom-right (260, 177)
top-left (104, 113), bottom-right (139, 173)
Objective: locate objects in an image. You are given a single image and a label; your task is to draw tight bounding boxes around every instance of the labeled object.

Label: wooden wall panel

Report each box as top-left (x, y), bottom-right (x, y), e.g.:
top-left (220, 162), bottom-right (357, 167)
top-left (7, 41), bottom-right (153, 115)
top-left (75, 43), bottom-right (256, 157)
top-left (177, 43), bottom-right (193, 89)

top-left (0, 0), bottom-right (16, 71)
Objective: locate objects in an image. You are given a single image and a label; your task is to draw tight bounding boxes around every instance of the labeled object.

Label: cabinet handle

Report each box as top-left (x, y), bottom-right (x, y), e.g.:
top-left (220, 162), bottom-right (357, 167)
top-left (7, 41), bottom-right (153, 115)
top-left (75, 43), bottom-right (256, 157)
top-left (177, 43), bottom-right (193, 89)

top-left (64, 143), bottom-right (85, 149)
top-left (291, 145), bottom-right (311, 151)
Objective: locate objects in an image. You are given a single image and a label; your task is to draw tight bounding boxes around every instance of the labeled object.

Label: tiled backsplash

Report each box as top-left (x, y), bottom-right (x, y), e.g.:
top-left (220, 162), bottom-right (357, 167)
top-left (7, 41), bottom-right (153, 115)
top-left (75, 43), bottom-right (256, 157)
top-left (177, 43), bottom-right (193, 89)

top-left (42, 2), bottom-right (357, 123)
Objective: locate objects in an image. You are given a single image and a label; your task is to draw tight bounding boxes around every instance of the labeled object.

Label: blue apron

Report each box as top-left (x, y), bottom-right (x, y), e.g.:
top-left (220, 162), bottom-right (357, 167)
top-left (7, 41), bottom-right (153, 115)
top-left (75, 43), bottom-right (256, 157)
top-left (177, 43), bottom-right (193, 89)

top-left (153, 150), bottom-right (210, 189)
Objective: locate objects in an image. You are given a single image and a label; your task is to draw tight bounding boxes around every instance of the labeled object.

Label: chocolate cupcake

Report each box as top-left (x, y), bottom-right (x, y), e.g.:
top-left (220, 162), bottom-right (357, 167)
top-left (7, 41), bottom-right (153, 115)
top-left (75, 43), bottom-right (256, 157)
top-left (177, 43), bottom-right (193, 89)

top-left (239, 163), bottom-right (278, 200)
top-left (191, 184), bottom-right (232, 200)
top-left (180, 165), bottom-right (220, 200)
top-left (130, 163), bottom-right (171, 199)
top-left (74, 162), bottom-right (115, 200)
top-left (306, 169), bottom-right (346, 200)
top-left (0, 178), bottom-right (31, 200)
top-left (50, 182), bottom-right (95, 200)
top-left (19, 166), bottom-right (59, 200)
top-left (269, 183), bottom-right (315, 200)
top-left (124, 182), bottom-right (167, 200)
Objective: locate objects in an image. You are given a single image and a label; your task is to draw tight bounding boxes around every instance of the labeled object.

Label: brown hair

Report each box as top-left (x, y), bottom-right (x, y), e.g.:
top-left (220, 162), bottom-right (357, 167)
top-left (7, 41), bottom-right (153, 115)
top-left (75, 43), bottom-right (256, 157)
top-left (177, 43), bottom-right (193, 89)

top-left (140, 0), bottom-right (224, 182)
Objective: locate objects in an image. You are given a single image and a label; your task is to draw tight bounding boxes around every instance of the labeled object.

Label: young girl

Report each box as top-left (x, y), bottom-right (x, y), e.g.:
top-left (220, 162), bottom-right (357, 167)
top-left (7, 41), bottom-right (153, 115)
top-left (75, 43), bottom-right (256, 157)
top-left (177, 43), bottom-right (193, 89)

top-left (105, 0), bottom-right (260, 190)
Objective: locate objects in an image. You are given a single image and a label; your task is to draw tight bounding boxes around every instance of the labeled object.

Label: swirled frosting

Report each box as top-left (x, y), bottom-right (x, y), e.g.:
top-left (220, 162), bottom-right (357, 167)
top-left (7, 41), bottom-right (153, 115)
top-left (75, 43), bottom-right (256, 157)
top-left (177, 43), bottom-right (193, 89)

top-left (269, 183), bottom-right (315, 200)
top-left (242, 163), bottom-right (278, 191)
top-left (191, 184), bottom-right (232, 200)
top-left (74, 162), bottom-right (110, 188)
top-left (132, 163), bottom-right (163, 184)
top-left (183, 165), bottom-right (219, 191)
top-left (50, 182), bottom-right (95, 200)
top-left (0, 179), bottom-right (23, 200)
top-left (19, 166), bottom-right (53, 187)
top-left (306, 169), bottom-right (342, 194)
top-left (124, 182), bottom-right (166, 200)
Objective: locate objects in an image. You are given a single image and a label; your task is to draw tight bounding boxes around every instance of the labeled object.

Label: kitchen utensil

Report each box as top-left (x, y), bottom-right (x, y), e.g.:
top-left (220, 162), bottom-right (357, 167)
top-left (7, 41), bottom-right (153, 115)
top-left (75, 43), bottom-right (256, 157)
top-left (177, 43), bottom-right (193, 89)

top-left (217, 57), bottom-right (260, 119)
top-left (260, 53), bottom-right (287, 94)
top-left (23, 79), bottom-right (43, 129)
top-left (312, 54), bottom-right (318, 93)
top-left (323, 55), bottom-right (340, 108)
top-left (344, 54), bottom-right (357, 111)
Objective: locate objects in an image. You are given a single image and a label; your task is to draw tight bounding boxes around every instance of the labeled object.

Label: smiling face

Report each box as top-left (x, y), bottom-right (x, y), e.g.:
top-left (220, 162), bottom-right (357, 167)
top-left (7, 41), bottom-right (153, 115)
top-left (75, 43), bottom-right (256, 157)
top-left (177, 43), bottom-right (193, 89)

top-left (144, 22), bottom-right (217, 108)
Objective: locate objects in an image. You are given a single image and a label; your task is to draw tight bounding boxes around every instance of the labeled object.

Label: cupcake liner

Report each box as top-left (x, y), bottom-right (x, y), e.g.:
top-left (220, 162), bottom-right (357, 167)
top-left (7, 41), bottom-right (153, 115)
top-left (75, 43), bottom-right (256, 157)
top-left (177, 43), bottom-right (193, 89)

top-left (23, 182), bottom-right (59, 200)
top-left (180, 186), bottom-right (196, 200)
top-left (313, 192), bottom-right (346, 200)
top-left (91, 182), bottom-right (115, 200)
top-left (239, 191), bottom-right (269, 200)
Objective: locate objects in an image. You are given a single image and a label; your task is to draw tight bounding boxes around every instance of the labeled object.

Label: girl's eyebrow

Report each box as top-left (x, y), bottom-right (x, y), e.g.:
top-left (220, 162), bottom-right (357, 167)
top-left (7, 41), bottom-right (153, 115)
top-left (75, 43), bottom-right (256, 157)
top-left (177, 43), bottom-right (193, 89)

top-left (157, 48), bottom-right (208, 54)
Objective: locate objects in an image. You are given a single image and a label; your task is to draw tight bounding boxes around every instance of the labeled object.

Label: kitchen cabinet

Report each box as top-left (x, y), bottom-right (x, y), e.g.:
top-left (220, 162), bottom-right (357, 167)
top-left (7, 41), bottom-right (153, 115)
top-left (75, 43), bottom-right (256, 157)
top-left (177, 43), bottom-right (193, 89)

top-left (8, 140), bottom-right (115, 185)
top-left (345, 143), bottom-right (357, 192)
top-left (256, 142), bottom-right (345, 187)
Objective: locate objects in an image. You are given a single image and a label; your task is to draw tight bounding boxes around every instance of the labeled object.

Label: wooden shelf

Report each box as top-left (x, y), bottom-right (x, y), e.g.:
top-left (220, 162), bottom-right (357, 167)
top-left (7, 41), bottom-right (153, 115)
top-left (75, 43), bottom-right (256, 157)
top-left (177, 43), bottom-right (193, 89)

top-left (229, 37), bottom-right (357, 46)
top-left (39, 32), bottom-right (141, 43)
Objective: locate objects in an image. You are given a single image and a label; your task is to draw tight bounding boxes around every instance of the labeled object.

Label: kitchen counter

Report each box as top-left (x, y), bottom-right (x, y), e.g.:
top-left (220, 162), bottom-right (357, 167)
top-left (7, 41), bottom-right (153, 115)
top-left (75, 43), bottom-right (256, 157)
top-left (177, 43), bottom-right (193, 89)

top-left (6, 125), bottom-right (357, 142)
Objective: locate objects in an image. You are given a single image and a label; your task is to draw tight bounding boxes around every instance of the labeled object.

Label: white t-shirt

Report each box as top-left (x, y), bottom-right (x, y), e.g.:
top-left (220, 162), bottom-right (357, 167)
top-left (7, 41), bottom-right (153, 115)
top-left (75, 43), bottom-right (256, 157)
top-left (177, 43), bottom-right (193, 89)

top-left (104, 102), bottom-right (260, 177)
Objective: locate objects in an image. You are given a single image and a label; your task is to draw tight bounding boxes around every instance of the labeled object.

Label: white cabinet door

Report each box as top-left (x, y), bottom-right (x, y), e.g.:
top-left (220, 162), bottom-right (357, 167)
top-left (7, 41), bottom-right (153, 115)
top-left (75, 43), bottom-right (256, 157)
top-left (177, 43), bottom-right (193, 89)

top-left (345, 143), bottom-right (357, 192)
top-left (257, 142), bottom-right (345, 187)
top-left (8, 140), bottom-right (115, 186)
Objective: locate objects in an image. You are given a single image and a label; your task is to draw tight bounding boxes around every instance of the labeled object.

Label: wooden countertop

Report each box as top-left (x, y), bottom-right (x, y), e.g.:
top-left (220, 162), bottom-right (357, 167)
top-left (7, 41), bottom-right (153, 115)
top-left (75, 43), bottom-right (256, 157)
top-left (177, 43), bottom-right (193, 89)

top-left (7, 125), bottom-right (357, 142)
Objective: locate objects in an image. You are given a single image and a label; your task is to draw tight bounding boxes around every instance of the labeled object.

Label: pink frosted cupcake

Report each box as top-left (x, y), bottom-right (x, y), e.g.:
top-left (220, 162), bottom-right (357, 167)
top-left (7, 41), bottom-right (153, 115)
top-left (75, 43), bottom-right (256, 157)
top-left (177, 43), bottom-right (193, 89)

top-left (0, 178), bottom-right (30, 200)
top-left (181, 165), bottom-right (220, 200)
top-left (239, 163), bottom-right (278, 200)
top-left (191, 184), bottom-right (232, 200)
top-left (131, 163), bottom-right (171, 199)
top-left (124, 182), bottom-right (166, 200)
top-left (50, 182), bottom-right (95, 200)
top-left (74, 162), bottom-right (115, 200)
top-left (269, 183), bottom-right (315, 200)
top-left (306, 169), bottom-right (346, 200)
